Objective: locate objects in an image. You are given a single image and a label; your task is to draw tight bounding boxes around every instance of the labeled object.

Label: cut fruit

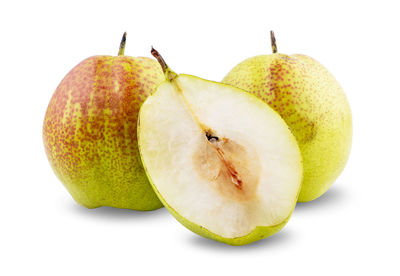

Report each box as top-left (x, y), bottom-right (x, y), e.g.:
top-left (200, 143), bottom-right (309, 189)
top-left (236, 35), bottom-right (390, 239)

top-left (137, 49), bottom-right (303, 245)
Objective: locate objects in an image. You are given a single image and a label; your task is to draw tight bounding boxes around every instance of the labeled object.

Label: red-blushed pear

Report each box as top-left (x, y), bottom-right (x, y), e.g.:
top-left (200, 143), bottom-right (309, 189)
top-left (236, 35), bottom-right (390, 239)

top-left (43, 33), bottom-right (165, 210)
top-left (222, 31), bottom-right (352, 202)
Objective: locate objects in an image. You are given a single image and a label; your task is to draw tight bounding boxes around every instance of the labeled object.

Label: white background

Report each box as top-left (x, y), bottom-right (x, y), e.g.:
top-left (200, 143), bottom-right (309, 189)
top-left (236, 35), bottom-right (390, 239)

top-left (1, 0), bottom-right (399, 275)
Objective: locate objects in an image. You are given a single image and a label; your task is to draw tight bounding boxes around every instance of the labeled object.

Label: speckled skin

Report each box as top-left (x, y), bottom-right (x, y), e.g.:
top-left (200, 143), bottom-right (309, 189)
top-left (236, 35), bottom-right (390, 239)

top-left (223, 54), bottom-right (352, 202)
top-left (43, 55), bottom-right (165, 210)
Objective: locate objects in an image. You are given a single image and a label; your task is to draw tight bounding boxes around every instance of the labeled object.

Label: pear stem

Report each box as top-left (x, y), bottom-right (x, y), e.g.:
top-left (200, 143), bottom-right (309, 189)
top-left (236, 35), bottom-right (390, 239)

top-left (270, 30), bottom-right (278, 54)
top-left (151, 47), bottom-right (178, 81)
top-left (118, 32), bottom-right (127, 56)
top-left (151, 47), bottom-right (169, 73)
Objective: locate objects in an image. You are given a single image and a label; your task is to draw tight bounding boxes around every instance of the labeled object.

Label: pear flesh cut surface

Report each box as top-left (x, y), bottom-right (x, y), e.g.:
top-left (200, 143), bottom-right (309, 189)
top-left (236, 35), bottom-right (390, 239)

top-left (138, 75), bottom-right (302, 244)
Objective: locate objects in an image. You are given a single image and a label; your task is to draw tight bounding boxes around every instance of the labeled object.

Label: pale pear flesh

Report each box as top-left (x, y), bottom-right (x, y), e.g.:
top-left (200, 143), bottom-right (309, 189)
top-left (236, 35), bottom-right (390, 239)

top-left (138, 74), bottom-right (302, 245)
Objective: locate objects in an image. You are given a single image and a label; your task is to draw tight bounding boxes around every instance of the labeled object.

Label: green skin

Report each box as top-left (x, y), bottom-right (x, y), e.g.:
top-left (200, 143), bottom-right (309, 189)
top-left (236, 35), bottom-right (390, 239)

top-left (223, 52), bottom-right (352, 202)
top-left (43, 50), bottom-right (165, 210)
top-left (138, 65), bottom-right (302, 245)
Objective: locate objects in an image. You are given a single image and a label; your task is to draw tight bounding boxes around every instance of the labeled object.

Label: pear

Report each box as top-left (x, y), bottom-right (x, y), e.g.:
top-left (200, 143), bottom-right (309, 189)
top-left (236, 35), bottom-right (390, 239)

top-left (222, 31), bottom-right (352, 202)
top-left (43, 33), bottom-right (165, 210)
top-left (137, 48), bottom-right (302, 245)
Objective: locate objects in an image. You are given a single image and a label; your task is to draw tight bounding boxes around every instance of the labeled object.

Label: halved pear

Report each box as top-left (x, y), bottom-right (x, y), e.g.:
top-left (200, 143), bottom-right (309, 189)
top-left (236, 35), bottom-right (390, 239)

top-left (137, 49), bottom-right (303, 245)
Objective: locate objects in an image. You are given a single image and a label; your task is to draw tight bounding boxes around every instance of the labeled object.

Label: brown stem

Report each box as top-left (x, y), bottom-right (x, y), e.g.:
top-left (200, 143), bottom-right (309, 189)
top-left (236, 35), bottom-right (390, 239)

top-left (270, 30), bottom-right (278, 54)
top-left (118, 32), bottom-right (127, 56)
top-left (151, 47), bottom-right (169, 73)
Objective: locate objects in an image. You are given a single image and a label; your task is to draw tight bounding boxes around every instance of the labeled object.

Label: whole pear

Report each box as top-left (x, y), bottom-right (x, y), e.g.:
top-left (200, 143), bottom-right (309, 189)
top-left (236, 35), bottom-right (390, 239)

top-left (43, 33), bottom-right (165, 210)
top-left (222, 32), bottom-right (352, 202)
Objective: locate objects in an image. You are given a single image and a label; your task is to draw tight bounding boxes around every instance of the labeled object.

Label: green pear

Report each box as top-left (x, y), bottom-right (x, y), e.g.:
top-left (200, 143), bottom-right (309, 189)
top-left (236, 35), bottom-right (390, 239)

top-left (222, 31), bottom-right (352, 202)
top-left (43, 33), bottom-right (165, 210)
top-left (137, 48), bottom-right (302, 245)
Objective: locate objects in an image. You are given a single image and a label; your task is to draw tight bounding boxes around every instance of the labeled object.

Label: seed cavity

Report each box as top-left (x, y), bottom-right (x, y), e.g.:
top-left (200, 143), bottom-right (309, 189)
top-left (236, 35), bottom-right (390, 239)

top-left (192, 129), bottom-right (261, 201)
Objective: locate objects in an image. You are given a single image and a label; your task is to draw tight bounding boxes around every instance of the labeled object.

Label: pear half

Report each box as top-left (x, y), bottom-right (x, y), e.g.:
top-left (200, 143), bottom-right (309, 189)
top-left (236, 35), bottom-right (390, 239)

top-left (137, 49), bottom-right (302, 245)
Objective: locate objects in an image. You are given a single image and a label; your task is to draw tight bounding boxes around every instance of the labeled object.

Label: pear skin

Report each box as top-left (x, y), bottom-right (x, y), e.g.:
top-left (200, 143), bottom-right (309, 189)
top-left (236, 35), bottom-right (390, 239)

top-left (43, 33), bottom-right (165, 210)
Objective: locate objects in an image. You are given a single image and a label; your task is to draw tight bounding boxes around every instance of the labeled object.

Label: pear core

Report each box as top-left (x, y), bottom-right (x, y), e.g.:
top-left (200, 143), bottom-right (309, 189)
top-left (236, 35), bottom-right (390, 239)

top-left (193, 131), bottom-right (261, 202)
